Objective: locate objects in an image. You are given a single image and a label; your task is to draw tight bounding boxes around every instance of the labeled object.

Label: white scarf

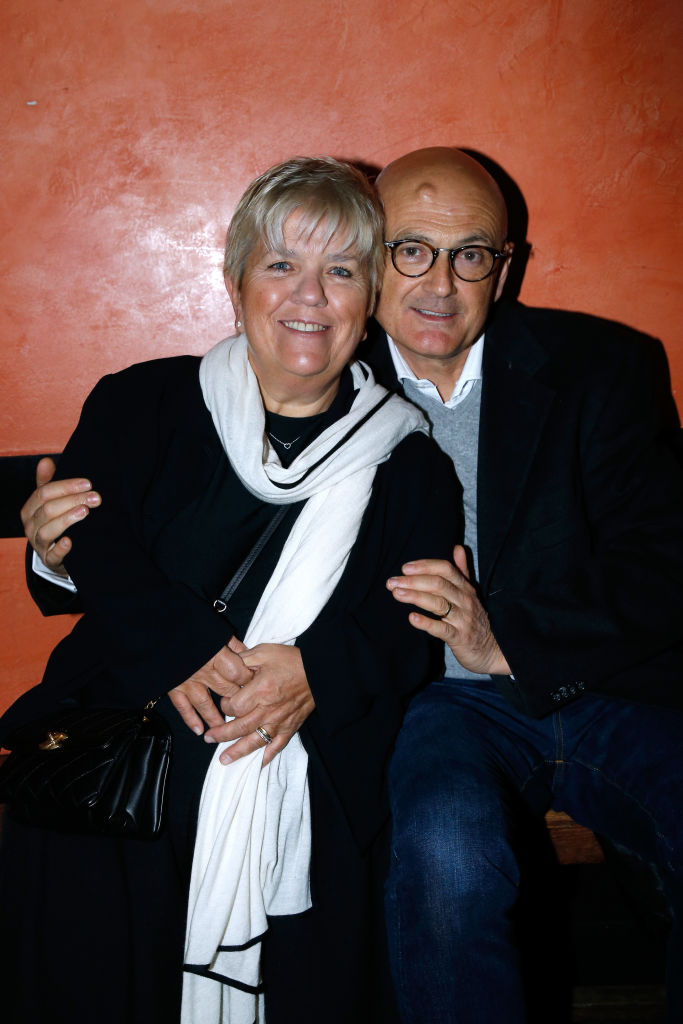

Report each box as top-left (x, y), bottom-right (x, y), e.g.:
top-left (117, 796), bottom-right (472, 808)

top-left (182, 335), bottom-right (426, 1024)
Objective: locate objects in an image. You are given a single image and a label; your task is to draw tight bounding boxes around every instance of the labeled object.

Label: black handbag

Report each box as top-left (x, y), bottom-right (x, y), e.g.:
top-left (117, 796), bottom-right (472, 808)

top-left (0, 701), bottom-right (172, 839)
top-left (0, 503), bottom-right (291, 840)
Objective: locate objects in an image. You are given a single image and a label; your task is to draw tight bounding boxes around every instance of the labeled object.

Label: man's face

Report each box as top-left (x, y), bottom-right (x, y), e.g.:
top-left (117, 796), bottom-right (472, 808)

top-left (375, 159), bottom-right (511, 380)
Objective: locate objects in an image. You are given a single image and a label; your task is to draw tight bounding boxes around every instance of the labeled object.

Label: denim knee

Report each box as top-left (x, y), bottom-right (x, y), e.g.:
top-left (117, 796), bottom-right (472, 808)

top-left (390, 758), bottom-right (521, 911)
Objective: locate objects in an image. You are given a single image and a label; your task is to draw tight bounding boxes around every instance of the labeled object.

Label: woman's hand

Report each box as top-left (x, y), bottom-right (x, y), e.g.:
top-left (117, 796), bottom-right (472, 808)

top-left (386, 544), bottom-right (511, 676)
top-left (204, 644), bottom-right (315, 767)
top-left (22, 457), bottom-right (101, 573)
top-left (168, 637), bottom-right (255, 734)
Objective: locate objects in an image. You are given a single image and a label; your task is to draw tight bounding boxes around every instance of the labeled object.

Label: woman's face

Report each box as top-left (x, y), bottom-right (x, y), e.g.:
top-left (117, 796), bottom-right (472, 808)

top-left (226, 210), bottom-right (372, 413)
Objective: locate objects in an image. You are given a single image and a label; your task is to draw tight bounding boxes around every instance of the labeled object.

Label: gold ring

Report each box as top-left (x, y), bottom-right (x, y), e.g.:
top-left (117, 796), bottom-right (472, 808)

top-left (256, 725), bottom-right (273, 745)
top-left (441, 600), bottom-right (453, 620)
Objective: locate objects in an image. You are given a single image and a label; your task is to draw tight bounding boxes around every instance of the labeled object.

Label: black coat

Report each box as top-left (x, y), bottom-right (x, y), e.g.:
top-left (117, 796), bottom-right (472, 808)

top-left (4, 354), bottom-right (459, 846)
top-left (358, 301), bottom-right (683, 718)
top-left (0, 355), bottom-right (459, 1024)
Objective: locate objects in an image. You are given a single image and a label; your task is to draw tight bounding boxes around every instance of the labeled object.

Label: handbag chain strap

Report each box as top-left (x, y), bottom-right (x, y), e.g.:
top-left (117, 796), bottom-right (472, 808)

top-left (213, 505), bottom-right (289, 615)
top-left (143, 507), bottom-right (289, 712)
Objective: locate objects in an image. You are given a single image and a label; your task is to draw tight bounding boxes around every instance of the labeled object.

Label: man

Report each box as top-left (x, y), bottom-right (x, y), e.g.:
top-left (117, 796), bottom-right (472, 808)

top-left (19, 149), bottom-right (683, 1022)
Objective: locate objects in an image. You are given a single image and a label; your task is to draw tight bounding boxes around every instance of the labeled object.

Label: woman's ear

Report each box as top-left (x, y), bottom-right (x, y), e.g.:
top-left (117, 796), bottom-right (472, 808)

top-left (224, 273), bottom-right (242, 329)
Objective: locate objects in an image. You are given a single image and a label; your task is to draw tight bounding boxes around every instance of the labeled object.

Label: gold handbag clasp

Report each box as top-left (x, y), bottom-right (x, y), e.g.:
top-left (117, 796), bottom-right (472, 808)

top-left (38, 730), bottom-right (69, 750)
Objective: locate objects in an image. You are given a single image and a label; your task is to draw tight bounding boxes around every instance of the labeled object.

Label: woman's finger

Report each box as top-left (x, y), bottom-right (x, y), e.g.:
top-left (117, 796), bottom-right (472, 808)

top-left (206, 706), bottom-right (265, 744)
top-left (217, 728), bottom-right (273, 765)
top-left (212, 644), bottom-right (254, 688)
top-left (227, 635), bottom-right (249, 655)
top-left (261, 733), bottom-right (290, 766)
top-left (168, 687), bottom-right (206, 735)
top-left (169, 682), bottom-right (225, 732)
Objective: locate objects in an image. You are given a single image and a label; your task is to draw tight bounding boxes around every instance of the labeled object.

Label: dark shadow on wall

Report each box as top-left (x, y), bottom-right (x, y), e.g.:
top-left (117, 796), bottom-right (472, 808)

top-left (346, 159), bottom-right (382, 183)
top-left (462, 149), bottom-right (531, 301)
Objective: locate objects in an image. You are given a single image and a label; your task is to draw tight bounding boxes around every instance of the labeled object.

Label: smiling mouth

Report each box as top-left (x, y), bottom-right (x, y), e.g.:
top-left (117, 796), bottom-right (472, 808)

top-left (280, 320), bottom-right (329, 332)
top-left (413, 308), bottom-right (456, 320)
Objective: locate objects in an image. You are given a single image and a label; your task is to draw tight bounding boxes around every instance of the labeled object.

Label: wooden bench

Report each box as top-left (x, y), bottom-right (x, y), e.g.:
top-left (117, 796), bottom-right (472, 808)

top-left (545, 809), bottom-right (604, 864)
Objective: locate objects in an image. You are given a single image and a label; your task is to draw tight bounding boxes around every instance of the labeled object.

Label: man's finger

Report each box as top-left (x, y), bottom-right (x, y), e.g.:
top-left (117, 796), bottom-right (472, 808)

top-left (35, 457), bottom-right (57, 488)
top-left (41, 491), bottom-right (101, 521)
top-left (43, 535), bottom-right (73, 574)
top-left (399, 556), bottom-right (465, 579)
top-left (406, 609), bottom-right (455, 641)
top-left (387, 582), bottom-right (457, 620)
top-left (387, 569), bottom-right (465, 598)
top-left (31, 478), bottom-right (95, 507)
top-left (34, 505), bottom-right (88, 545)
top-left (22, 485), bottom-right (100, 535)
top-left (452, 544), bottom-right (470, 579)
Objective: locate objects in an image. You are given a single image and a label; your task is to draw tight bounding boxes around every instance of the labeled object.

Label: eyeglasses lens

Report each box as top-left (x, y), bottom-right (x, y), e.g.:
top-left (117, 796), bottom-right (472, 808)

top-left (391, 242), bottom-right (496, 282)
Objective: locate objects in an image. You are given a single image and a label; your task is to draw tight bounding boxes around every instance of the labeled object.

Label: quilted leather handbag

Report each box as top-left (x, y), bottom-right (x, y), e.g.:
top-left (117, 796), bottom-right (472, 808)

top-left (0, 503), bottom-right (291, 840)
top-left (0, 701), bottom-right (171, 838)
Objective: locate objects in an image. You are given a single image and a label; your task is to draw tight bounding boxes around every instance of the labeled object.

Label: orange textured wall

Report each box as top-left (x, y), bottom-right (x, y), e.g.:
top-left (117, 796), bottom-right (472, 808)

top-left (1, 0), bottom-right (682, 712)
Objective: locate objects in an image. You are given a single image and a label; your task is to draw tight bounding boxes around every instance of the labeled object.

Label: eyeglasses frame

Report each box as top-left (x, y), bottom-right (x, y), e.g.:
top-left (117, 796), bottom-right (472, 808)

top-left (383, 239), bottom-right (510, 282)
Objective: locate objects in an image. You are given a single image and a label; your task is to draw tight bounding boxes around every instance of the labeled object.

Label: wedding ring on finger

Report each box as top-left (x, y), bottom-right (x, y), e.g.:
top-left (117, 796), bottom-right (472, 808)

top-left (441, 600), bottom-right (453, 620)
top-left (256, 725), bottom-right (273, 745)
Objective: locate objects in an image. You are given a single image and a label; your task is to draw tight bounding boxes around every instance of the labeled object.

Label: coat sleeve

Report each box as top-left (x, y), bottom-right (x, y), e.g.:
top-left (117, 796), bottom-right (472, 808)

top-left (25, 544), bottom-right (84, 616)
top-left (297, 433), bottom-right (461, 849)
top-left (488, 332), bottom-right (683, 712)
top-left (54, 362), bottom-right (233, 701)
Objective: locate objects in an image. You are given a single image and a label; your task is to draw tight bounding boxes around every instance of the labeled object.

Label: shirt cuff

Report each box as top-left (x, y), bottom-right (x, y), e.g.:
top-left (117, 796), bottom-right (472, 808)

top-left (32, 549), bottom-right (78, 593)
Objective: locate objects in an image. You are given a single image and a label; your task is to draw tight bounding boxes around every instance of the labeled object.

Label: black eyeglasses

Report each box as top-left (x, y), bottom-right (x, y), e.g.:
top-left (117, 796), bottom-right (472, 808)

top-left (384, 239), bottom-right (508, 282)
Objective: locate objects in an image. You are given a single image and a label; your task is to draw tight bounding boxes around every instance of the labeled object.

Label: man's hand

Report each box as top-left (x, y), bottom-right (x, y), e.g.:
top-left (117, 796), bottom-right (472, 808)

top-left (22, 457), bottom-right (101, 575)
top-left (386, 544), bottom-right (511, 676)
top-left (204, 643), bottom-right (315, 767)
top-left (168, 637), bottom-right (256, 734)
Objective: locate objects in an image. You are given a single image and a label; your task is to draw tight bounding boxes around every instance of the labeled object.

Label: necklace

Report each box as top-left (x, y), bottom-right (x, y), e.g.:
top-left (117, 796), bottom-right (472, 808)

top-left (268, 431), bottom-right (302, 451)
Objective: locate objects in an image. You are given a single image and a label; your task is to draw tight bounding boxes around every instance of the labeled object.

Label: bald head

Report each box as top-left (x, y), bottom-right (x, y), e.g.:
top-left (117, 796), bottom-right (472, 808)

top-left (374, 147), bottom-right (512, 399)
top-left (377, 147), bottom-right (508, 241)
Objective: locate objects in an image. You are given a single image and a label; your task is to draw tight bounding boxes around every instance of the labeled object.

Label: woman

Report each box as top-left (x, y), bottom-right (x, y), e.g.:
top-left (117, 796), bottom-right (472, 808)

top-left (0, 157), bottom-right (459, 1024)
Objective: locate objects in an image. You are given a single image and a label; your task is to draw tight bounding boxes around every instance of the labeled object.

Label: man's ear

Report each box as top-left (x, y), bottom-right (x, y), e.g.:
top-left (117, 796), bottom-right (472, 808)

top-left (494, 243), bottom-right (514, 302)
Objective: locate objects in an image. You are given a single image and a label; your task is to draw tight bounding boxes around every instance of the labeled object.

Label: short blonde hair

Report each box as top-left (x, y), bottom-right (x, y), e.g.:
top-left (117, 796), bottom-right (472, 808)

top-left (224, 156), bottom-right (384, 296)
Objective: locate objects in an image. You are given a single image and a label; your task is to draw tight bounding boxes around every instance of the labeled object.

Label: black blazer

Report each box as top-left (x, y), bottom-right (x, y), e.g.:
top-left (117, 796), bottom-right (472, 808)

top-left (358, 301), bottom-right (683, 717)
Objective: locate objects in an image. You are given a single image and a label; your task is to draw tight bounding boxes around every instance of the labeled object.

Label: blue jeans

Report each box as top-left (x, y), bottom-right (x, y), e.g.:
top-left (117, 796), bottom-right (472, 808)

top-left (385, 678), bottom-right (683, 1023)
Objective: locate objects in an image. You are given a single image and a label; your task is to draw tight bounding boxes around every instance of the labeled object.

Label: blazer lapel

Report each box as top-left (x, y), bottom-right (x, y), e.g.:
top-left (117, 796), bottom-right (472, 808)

top-left (359, 311), bottom-right (557, 592)
top-left (477, 304), bottom-right (556, 591)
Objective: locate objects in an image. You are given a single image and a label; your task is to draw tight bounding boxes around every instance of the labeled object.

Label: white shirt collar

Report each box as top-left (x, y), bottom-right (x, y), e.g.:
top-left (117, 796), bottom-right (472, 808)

top-left (386, 332), bottom-right (485, 409)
